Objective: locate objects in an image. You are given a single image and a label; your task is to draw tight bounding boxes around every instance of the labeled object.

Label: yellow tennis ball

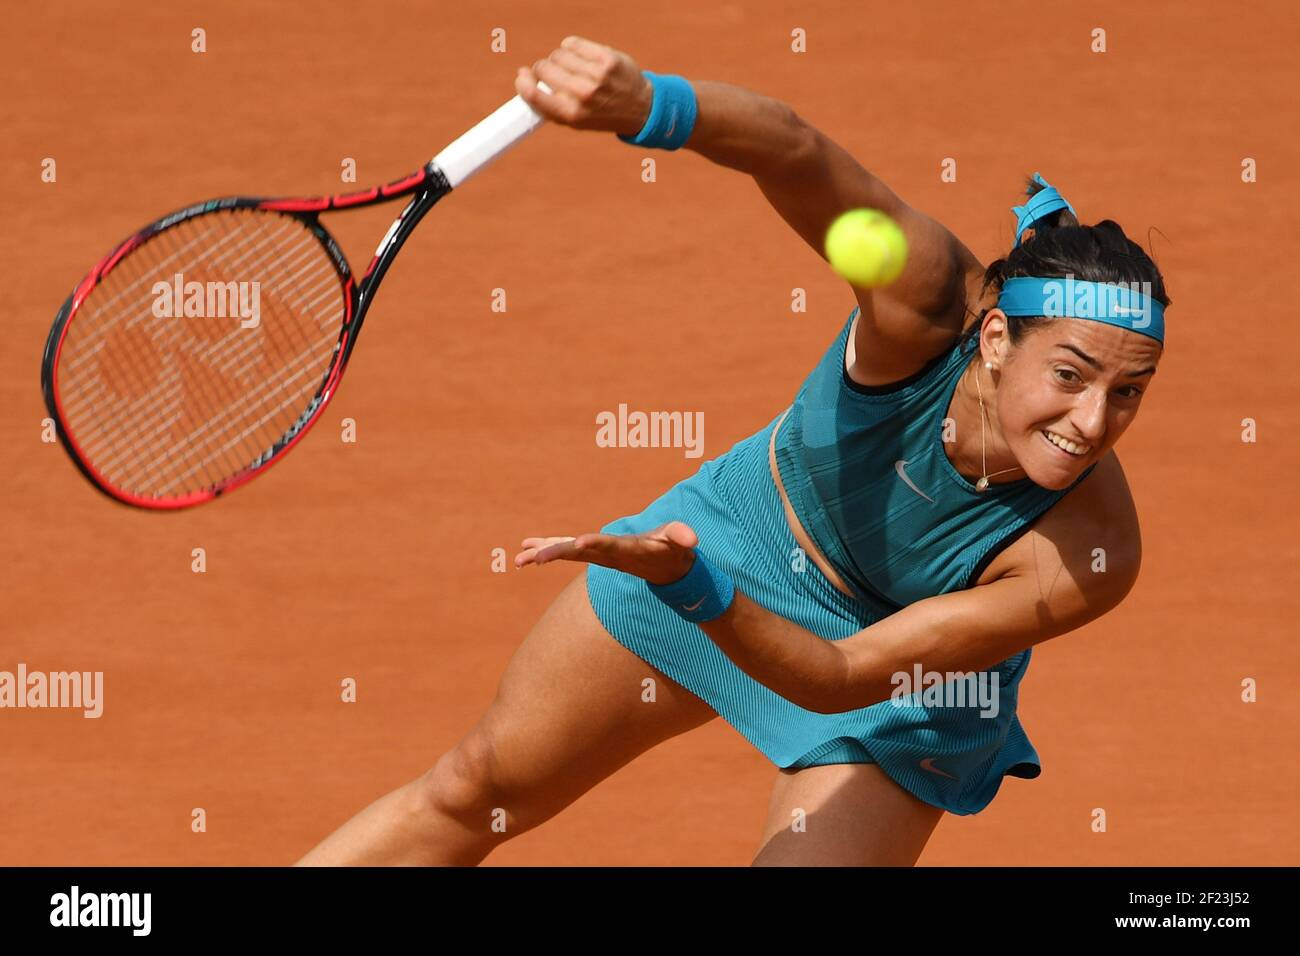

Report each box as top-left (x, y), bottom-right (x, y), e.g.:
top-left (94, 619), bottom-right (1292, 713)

top-left (824, 209), bottom-right (909, 288)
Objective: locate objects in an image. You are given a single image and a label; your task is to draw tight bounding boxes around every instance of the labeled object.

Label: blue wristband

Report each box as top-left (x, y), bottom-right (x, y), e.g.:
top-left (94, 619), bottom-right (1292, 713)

top-left (647, 550), bottom-right (735, 623)
top-left (617, 70), bottom-right (697, 151)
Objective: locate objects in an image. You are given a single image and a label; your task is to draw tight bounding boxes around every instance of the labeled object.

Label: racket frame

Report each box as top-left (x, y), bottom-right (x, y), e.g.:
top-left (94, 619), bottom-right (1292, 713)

top-left (42, 83), bottom-right (548, 509)
top-left (41, 165), bottom-right (452, 509)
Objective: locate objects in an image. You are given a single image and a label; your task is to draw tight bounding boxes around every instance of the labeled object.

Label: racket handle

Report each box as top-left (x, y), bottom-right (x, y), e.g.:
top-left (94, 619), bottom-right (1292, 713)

top-left (432, 80), bottom-right (554, 189)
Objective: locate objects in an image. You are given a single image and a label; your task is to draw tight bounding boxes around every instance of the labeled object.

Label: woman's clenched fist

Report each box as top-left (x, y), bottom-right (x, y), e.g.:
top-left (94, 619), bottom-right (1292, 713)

top-left (514, 36), bottom-right (653, 136)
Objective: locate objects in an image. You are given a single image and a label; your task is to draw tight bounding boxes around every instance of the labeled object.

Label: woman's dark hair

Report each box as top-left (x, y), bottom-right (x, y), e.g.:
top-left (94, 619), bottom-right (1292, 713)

top-left (959, 176), bottom-right (1171, 348)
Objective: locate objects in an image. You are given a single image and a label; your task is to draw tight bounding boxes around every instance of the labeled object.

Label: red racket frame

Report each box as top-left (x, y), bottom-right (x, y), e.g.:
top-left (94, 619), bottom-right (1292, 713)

top-left (41, 164), bottom-right (452, 509)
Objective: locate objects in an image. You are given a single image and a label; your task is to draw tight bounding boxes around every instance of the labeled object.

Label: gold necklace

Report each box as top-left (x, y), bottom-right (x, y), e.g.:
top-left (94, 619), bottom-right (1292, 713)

top-left (971, 362), bottom-right (1024, 492)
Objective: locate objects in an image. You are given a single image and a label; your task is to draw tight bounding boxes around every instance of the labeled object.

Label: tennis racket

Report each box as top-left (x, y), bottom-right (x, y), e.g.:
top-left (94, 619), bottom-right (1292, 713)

top-left (41, 82), bottom-right (554, 510)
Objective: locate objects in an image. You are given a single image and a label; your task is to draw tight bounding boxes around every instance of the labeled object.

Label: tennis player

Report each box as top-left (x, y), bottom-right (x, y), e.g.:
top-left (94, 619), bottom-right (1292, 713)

top-left (297, 36), bottom-right (1168, 866)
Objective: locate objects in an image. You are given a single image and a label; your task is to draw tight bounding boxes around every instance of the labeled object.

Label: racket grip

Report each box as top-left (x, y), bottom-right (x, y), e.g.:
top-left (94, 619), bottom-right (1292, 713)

top-left (432, 80), bottom-right (554, 189)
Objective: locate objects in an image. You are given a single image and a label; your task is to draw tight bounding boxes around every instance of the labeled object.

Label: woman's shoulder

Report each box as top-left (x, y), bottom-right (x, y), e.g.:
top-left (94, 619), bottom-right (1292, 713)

top-left (1046, 451), bottom-right (1141, 552)
top-left (846, 240), bottom-right (986, 387)
top-left (975, 451), bottom-right (1142, 596)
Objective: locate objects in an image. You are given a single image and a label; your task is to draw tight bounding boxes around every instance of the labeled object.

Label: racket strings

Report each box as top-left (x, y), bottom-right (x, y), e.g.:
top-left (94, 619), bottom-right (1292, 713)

top-left (64, 214), bottom-right (305, 489)
top-left (55, 208), bottom-right (347, 500)
top-left (122, 217), bottom-right (343, 492)
top-left (102, 221), bottom-right (337, 486)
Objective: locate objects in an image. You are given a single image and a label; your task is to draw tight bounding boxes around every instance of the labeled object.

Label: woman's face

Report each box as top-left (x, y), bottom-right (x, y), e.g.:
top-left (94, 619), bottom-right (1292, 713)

top-left (986, 313), bottom-right (1163, 490)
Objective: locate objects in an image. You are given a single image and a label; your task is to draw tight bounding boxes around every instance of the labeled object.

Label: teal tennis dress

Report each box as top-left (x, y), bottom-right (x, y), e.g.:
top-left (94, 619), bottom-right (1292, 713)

top-left (586, 307), bottom-right (1096, 814)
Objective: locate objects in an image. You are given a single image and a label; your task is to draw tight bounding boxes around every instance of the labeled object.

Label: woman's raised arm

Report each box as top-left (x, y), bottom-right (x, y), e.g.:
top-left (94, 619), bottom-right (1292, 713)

top-left (516, 36), bottom-right (976, 382)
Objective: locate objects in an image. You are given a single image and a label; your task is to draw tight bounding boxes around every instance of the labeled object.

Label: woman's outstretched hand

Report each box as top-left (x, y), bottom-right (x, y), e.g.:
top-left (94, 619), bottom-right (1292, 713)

top-left (513, 35), bottom-right (654, 136)
top-left (515, 521), bottom-right (699, 586)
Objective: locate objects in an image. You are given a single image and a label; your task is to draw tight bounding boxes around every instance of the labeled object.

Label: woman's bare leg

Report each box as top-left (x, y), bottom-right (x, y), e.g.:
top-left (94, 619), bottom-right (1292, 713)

top-left (751, 763), bottom-right (944, 866)
top-left (296, 570), bottom-right (716, 865)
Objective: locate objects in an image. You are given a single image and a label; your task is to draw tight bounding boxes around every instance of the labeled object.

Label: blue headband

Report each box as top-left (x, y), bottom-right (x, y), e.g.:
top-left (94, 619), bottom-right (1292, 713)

top-left (998, 276), bottom-right (1165, 343)
top-left (1000, 172), bottom-right (1165, 343)
top-left (1012, 172), bottom-right (1076, 245)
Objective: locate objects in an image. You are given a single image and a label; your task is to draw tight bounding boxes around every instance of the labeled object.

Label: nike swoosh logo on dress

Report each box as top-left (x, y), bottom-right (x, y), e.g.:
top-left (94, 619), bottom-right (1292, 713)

top-left (919, 757), bottom-right (958, 780)
top-left (894, 460), bottom-right (935, 503)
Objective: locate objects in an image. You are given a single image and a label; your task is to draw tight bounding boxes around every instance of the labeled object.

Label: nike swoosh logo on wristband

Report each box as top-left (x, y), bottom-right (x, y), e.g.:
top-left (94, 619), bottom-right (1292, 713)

top-left (681, 597), bottom-right (706, 612)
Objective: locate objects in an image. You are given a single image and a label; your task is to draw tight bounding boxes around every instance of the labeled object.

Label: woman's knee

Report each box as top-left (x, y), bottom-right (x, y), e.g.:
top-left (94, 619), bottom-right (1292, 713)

top-left (414, 731), bottom-right (555, 844)
top-left (417, 735), bottom-right (504, 827)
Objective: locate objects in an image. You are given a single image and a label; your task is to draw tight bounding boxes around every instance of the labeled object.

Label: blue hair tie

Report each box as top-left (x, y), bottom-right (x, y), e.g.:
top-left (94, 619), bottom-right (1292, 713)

top-left (1001, 173), bottom-right (1165, 342)
top-left (617, 70), bottom-right (697, 151)
top-left (1011, 171), bottom-right (1077, 245)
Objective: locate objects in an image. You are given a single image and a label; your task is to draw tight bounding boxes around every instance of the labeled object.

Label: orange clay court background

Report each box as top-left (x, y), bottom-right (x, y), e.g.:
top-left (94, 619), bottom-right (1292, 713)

top-left (2, 0), bottom-right (1297, 866)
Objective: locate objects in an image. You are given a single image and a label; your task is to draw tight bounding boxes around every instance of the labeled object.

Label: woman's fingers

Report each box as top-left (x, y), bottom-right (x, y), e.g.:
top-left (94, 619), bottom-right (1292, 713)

top-left (561, 35), bottom-right (617, 63)
top-left (534, 537), bottom-right (581, 563)
top-left (570, 532), bottom-right (652, 562)
top-left (515, 536), bottom-right (577, 568)
top-left (530, 56), bottom-right (595, 104)
top-left (516, 36), bottom-right (648, 133)
top-left (520, 536), bottom-right (569, 550)
top-left (546, 45), bottom-right (604, 82)
top-left (513, 66), bottom-right (577, 123)
top-left (515, 534), bottom-right (633, 569)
